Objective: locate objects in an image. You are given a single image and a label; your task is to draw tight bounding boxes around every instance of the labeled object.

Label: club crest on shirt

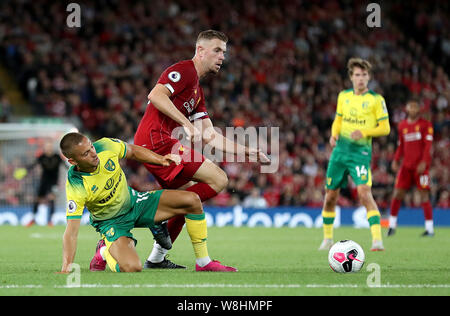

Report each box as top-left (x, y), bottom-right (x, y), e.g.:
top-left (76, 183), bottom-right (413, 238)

top-left (104, 159), bottom-right (116, 172)
top-left (168, 71), bottom-right (181, 82)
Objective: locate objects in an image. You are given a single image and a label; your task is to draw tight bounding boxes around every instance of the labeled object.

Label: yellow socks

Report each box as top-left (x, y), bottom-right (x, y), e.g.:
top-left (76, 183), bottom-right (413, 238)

top-left (103, 238), bottom-right (120, 272)
top-left (322, 208), bottom-right (382, 243)
top-left (367, 210), bottom-right (382, 242)
top-left (322, 210), bottom-right (335, 240)
top-left (185, 213), bottom-right (209, 260)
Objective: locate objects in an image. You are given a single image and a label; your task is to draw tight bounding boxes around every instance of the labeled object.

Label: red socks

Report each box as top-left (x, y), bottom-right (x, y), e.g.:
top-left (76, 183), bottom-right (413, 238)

top-left (390, 199), bottom-right (401, 217)
top-left (167, 183), bottom-right (218, 243)
top-left (422, 201), bottom-right (433, 221)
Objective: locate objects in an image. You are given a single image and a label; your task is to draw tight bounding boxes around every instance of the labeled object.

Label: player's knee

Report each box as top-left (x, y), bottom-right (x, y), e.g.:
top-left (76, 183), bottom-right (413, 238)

top-left (420, 191), bottom-right (430, 203)
top-left (213, 170), bottom-right (228, 192)
top-left (324, 191), bottom-right (338, 208)
top-left (357, 187), bottom-right (373, 204)
top-left (184, 191), bottom-right (203, 213)
top-left (121, 261), bottom-right (142, 272)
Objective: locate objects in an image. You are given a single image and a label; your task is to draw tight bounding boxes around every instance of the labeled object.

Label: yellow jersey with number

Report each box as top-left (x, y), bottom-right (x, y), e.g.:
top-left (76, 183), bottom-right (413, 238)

top-left (65, 137), bottom-right (131, 221)
top-left (335, 89), bottom-right (388, 155)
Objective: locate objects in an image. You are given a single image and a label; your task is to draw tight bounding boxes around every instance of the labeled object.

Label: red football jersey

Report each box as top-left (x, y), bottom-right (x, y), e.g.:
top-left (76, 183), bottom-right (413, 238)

top-left (135, 60), bottom-right (209, 149)
top-left (393, 118), bottom-right (433, 169)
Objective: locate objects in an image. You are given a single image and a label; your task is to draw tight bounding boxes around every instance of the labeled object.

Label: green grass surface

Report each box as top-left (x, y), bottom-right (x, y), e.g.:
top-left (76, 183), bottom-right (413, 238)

top-left (0, 225), bottom-right (449, 296)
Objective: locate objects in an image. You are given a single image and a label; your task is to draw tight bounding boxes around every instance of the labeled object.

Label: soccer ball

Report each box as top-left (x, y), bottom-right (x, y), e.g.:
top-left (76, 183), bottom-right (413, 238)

top-left (328, 240), bottom-right (365, 273)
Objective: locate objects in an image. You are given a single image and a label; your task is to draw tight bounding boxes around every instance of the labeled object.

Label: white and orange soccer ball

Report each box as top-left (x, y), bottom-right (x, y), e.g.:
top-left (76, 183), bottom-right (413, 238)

top-left (328, 240), bottom-right (365, 273)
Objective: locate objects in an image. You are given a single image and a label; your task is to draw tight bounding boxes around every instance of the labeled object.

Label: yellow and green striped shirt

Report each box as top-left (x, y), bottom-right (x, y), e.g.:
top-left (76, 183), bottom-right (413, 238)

top-left (65, 137), bottom-right (131, 222)
top-left (335, 89), bottom-right (389, 155)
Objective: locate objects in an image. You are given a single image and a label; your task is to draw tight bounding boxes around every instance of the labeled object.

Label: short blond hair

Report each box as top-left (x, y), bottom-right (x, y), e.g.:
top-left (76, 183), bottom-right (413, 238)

top-left (196, 30), bottom-right (228, 44)
top-left (347, 58), bottom-right (372, 77)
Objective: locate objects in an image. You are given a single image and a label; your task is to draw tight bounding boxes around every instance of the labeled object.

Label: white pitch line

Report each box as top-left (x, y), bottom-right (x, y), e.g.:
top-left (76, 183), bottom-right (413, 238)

top-left (1, 283), bottom-right (450, 289)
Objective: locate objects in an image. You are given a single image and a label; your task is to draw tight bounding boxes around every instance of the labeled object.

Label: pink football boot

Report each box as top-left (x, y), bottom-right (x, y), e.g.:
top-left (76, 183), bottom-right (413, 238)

top-left (89, 239), bottom-right (106, 271)
top-left (196, 260), bottom-right (237, 272)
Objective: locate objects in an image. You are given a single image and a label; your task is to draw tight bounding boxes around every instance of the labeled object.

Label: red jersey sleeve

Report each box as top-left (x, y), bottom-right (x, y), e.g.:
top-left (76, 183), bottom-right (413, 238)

top-left (157, 61), bottom-right (197, 97)
top-left (421, 120), bottom-right (433, 167)
top-left (394, 121), bottom-right (404, 161)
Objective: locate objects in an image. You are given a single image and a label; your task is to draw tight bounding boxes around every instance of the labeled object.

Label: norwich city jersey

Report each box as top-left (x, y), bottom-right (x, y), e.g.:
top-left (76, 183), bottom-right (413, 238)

top-left (65, 137), bottom-right (132, 221)
top-left (335, 89), bottom-right (388, 157)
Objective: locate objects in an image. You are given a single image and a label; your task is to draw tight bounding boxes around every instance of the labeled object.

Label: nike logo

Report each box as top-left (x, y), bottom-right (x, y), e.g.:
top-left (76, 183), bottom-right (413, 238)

top-left (348, 254), bottom-right (362, 262)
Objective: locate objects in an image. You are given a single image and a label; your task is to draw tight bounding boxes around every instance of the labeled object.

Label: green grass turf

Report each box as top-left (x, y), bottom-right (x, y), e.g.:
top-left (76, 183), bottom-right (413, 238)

top-left (0, 225), bottom-right (449, 296)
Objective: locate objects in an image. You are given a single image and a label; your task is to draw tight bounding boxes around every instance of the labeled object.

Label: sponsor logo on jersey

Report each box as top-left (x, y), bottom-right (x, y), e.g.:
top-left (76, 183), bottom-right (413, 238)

top-left (343, 116), bottom-right (366, 125)
top-left (104, 178), bottom-right (114, 190)
top-left (404, 132), bottom-right (421, 142)
top-left (98, 173), bottom-right (122, 204)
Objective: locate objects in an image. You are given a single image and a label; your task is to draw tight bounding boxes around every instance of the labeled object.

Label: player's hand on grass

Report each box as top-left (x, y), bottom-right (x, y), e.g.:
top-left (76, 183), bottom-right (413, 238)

top-left (162, 154), bottom-right (181, 166)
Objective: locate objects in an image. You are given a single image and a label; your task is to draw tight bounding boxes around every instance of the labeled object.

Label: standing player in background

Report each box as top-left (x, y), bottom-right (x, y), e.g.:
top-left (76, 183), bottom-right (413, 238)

top-left (388, 100), bottom-right (434, 237)
top-left (89, 30), bottom-right (269, 269)
top-left (318, 58), bottom-right (390, 252)
top-left (26, 141), bottom-right (64, 227)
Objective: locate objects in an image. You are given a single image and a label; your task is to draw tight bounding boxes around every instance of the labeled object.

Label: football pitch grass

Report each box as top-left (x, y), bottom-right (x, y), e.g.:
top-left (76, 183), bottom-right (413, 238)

top-left (1, 225), bottom-right (449, 296)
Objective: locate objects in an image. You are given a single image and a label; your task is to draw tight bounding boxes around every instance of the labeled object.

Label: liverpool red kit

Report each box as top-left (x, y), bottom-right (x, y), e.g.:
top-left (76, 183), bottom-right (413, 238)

top-left (393, 118), bottom-right (433, 190)
top-left (134, 60), bottom-right (209, 188)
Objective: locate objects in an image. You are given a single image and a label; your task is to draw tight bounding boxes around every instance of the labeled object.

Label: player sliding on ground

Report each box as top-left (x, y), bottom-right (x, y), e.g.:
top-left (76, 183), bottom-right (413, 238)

top-left (319, 58), bottom-right (390, 252)
top-left (59, 132), bottom-right (236, 272)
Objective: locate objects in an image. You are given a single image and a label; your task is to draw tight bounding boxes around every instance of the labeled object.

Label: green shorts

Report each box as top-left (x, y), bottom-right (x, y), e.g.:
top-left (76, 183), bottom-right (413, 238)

top-left (326, 150), bottom-right (372, 190)
top-left (91, 189), bottom-right (164, 243)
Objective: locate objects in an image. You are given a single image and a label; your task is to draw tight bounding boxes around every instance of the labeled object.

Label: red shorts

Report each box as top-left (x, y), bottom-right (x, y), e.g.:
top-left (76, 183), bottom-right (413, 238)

top-left (136, 138), bottom-right (205, 189)
top-left (395, 165), bottom-right (430, 190)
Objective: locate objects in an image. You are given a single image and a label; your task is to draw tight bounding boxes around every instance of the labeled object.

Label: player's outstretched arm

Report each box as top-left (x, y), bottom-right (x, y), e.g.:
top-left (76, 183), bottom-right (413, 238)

top-left (200, 118), bottom-right (270, 164)
top-left (125, 143), bottom-right (181, 166)
top-left (361, 119), bottom-right (390, 138)
top-left (60, 219), bottom-right (81, 273)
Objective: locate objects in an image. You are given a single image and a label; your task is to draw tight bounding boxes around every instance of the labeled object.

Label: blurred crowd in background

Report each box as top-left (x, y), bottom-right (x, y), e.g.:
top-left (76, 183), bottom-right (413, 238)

top-left (0, 0), bottom-right (448, 210)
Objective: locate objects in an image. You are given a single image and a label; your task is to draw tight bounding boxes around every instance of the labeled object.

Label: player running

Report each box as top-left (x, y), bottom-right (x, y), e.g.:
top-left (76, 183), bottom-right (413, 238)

top-left (59, 132), bottom-right (236, 273)
top-left (131, 29), bottom-right (269, 268)
top-left (388, 100), bottom-right (434, 237)
top-left (318, 58), bottom-right (390, 252)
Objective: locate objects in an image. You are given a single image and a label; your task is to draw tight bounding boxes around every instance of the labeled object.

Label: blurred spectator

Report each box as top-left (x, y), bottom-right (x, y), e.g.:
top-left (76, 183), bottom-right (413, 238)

top-left (243, 188), bottom-right (268, 208)
top-left (0, 93), bottom-right (11, 122)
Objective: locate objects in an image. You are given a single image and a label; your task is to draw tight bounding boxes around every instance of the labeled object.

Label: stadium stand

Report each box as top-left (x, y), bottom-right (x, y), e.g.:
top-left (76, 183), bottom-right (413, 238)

top-left (0, 0), bottom-right (448, 210)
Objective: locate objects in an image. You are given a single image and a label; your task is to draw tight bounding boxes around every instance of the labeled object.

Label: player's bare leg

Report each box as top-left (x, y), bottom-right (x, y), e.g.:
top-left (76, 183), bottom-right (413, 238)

top-left (151, 190), bottom-right (236, 271)
top-left (191, 159), bottom-right (228, 192)
top-left (107, 236), bottom-right (142, 272)
top-left (319, 188), bottom-right (340, 250)
top-left (147, 160), bottom-right (228, 266)
top-left (357, 185), bottom-right (384, 251)
top-left (388, 188), bottom-right (406, 236)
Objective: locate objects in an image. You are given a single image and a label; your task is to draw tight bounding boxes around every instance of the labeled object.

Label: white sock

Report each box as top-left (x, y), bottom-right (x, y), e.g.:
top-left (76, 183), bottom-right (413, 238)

top-left (389, 216), bottom-right (397, 229)
top-left (147, 241), bottom-right (168, 263)
top-left (99, 246), bottom-right (107, 261)
top-left (425, 220), bottom-right (434, 233)
top-left (196, 256), bottom-right (212, 268)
